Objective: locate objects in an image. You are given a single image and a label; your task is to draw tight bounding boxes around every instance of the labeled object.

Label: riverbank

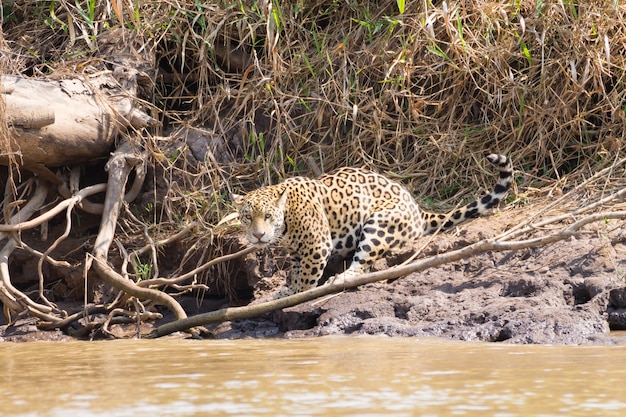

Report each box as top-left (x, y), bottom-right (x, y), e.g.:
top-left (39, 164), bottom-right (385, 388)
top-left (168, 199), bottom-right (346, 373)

top-left (3, 202), bottom-right (625, 345)
top-left (3, 1), bottom-right (626, 346)
top-left (208, 204), bottom-right (626, 345)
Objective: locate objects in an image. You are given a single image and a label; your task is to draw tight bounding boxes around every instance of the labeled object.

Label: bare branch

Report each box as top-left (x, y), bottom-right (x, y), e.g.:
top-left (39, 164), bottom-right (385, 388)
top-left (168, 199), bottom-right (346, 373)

top-left (497, 157), bottom-right (626, 242)
top-left (131, 221), bottom-right (198, 258)
top-left (0, 184), bottom-right (107, 233)
top-left (137, 245), bottom-right (256, 288)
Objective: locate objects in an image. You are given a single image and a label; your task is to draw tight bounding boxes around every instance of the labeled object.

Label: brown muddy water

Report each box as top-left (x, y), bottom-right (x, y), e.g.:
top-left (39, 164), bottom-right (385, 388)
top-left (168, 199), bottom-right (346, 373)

top-left (0, 336), bottom-right (625, 416)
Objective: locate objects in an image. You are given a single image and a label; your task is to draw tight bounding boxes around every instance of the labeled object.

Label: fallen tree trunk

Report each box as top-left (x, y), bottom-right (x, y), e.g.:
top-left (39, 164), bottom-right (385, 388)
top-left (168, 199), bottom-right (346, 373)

top-left (1, 74), bottom-right (159, 182)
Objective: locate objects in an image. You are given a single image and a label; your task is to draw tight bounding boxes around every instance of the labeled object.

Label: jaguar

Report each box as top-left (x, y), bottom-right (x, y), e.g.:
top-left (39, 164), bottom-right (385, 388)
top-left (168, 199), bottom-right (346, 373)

top-left (233, 154), bottom-right (513, 296)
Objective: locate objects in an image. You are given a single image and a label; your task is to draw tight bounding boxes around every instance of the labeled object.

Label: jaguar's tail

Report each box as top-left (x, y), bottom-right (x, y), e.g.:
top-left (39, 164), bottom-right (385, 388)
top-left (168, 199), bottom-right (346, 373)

top-left (421, 154), bottom-right (513, 236)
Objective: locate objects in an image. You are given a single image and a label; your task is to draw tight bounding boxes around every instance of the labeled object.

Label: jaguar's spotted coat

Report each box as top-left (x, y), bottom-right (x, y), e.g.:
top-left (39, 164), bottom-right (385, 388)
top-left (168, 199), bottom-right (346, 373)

top-left (233, 154), bottom-right (513, 296)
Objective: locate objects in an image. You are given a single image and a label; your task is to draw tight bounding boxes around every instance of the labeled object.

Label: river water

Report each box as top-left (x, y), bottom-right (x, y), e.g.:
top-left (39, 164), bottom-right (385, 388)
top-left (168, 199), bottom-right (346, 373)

top-left (0, 336), bottom-right (625, 416)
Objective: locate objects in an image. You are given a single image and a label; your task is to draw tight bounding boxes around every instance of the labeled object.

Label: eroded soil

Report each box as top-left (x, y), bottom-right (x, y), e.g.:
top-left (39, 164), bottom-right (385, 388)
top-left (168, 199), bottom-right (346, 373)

top-left (2, 204), bottom-right (626, 344)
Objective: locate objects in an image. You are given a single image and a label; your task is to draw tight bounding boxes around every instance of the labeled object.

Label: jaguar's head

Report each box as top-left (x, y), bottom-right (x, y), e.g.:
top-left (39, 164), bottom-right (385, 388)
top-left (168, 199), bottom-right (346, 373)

top-left (232, 187), bottom-right (288, 245)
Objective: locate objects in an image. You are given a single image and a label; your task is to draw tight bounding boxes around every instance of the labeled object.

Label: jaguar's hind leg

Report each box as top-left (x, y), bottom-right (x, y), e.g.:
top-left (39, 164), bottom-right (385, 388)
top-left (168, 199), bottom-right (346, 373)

top-left (330, 210), bottom-right (419, 286)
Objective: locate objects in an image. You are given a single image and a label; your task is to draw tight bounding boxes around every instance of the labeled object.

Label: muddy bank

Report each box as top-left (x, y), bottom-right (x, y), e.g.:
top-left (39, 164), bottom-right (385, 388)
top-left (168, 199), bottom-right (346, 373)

top-left (2, 208), bottom-right (626, 345)
top-left (207, 211), bottom-right (626, 345)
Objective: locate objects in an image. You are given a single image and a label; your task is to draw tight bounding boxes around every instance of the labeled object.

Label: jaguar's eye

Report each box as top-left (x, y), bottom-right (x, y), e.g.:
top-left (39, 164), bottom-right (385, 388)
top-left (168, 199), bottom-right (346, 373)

top-left (242, 214), bottom-right (252, 222)
top-left (264, 214), bottom-right (272, 221)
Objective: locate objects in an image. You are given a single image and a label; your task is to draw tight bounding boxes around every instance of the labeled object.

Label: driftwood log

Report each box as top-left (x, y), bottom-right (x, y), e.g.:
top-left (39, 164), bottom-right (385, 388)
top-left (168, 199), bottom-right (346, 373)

top-left (2, 73), bottom-right (159, 182)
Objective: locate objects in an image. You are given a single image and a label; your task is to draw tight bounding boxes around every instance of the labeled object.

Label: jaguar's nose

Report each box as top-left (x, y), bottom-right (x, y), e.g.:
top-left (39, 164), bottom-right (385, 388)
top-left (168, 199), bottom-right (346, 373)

top-left (252, 232), bottom-right (265, 241)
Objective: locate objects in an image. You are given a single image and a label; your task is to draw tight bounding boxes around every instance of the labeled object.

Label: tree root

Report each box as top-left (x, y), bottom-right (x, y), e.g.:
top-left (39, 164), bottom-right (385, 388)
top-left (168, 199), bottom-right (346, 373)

top-left (0, 180), bottom-right (52, 323)
top-left (88, 141), bottom-right (190, 323)
top-left (0, 140), bottom-right (198, 335)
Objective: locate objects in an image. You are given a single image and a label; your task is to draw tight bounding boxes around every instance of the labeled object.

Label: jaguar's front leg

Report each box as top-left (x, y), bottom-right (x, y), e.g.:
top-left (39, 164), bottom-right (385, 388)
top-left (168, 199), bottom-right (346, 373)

top-left (274, 256), bottom-right (302, 299)
top-left (274, 214), bottom-right (333, 297)
top-left (276, 245), bottom-right (331, 298)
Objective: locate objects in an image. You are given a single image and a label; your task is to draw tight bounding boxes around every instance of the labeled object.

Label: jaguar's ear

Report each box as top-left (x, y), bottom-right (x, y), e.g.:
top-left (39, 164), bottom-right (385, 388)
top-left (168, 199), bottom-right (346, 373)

top-left (231, 193), bottom-right (245, 208)
top-left (276, 189), bottom-right (289, 210)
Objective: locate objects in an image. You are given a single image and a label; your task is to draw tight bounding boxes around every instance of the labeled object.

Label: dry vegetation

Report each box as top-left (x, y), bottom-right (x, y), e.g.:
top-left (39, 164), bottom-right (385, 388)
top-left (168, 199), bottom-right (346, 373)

top-left (1, 0), bottom-right (625, 337)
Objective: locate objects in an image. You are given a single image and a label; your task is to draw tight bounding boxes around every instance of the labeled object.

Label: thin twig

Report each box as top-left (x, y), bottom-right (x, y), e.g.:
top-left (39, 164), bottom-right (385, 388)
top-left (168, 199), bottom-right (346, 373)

top-left (137, 245), bottom-right (256, 288)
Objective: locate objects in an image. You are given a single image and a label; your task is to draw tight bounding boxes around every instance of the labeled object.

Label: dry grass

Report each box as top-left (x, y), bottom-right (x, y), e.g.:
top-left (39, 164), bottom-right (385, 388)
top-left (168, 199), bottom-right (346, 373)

top-left (3, 0), bottom-right (626, 222)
